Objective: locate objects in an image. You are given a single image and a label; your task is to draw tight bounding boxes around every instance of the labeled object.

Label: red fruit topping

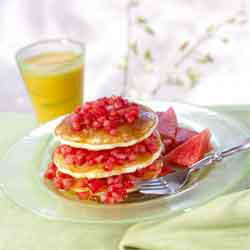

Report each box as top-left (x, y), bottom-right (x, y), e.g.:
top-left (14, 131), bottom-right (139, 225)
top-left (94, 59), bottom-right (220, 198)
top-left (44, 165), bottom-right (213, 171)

top-left (101, 193), bottom-right (115, 204)
top-left (70, 96), bottom-right (140, 135)
top-left (61, 178), bottom-right (74, 190)
top-left (138, 145), bottom-right (146, 153)
top-left (148, 163), bottom-right (158, 171)
top-left (60, 145), bottom-right (74, 156)
top-left (54, 133), bottom-right (159, 172)
top-left (123, 179), bottom-right (134, 189)
top-left (57, 172), bottom-right (72, 179)
top-left (65, 155), bottom-right (75, 165)
top-left (145, 142), bottom-right (158, 153)
top-left (107, 175), bottom-right (123, 185)
top-left (71, 113), bottom-right (81, 123)
top-left (101, 186), bottom-right (127, 204)
top-left (124, 173), bottom-right (137, 182)
top-left (95, 155), bottom-right (105, 163)
top-left (135, 168), bottom-right (146, 178)
top-left (79, 178), bottom-right (88, 188)
top-left (75, 154), bottom-right (85, 165)
top-left (87, 159), bottom-right (96, 165)
top-left (109, 129), bottom-right (117, 136)
top-left (44, 162), bottom-right (57, 180)
top-left (72, 122), bottom-right (82, 131)
top-left (88, 179), bottom-right (106, 193)
top-left (70, 96), bottom-right (139, 135)
top-left (104, 161), bottom-right (114, 171)
top-left (175, 128), bottom-right (198, 146)
top-left (103, 120), bottom-right (111, 128)
top-left (166, 129), bottom-right (211, 167)
top-left (54, 146), bottom-right (61, 155)
top-left (76, 191), bottom-right (90, 200)
top-left (128, 153), bottom-right (136, 161)
top-left (157, 107), bottom-right (177, 139)
top-left (48, 162), bottom-right (57, 171)
top-left (53, 177), bottom-right (64, 189)
top-left (44, 168), bottom-right (56, 180)
top-left (110, 150), bottom-right (127, 160)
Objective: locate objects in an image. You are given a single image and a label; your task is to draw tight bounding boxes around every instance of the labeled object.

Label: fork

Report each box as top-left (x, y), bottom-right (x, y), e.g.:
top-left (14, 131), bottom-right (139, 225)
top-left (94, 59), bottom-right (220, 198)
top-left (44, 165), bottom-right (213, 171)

top-left (138, 137), bottom-right (250, 195)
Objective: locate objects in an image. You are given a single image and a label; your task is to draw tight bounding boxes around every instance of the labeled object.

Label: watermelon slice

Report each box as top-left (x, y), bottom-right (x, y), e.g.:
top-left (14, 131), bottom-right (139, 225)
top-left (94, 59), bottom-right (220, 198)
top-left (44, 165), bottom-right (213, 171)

top-left (165, 129), bottom-right (211, 167)
top-left (204, 136), bottom-right (213, 154)
top-left (175, 128), bottom-right (198, 146)
top-left (159, 165), bottom-right (173, 177)
top-left (157, 107), bottom-right (177, 139)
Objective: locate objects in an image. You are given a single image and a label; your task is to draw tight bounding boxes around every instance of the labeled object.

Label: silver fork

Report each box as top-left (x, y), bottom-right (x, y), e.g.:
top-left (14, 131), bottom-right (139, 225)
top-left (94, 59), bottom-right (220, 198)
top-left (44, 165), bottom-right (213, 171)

top-left (138, 137), bottom-right (250, 195)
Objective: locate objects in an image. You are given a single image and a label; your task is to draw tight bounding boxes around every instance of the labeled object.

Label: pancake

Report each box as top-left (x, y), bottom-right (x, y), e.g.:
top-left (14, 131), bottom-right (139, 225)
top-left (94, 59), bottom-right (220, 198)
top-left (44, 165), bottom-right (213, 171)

top-left (53, 132), bottom-right (163, 179)
top-left (70, 159), bottom-right (163, 193)
top-left (54, 105), bottom-right (158, 150)
top-left (51, 158), bottom-right (164, 203)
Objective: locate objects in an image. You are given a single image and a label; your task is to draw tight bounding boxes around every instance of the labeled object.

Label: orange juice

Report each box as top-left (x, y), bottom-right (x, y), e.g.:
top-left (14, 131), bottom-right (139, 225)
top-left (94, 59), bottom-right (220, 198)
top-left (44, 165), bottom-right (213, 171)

top-left (19, 51), bottom-right (83, 123)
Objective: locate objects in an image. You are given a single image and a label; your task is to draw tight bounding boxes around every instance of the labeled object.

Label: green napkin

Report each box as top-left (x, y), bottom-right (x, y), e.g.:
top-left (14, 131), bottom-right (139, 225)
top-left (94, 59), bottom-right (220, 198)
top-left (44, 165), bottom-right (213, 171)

top-left (120, 189), bottom-right (250, 250)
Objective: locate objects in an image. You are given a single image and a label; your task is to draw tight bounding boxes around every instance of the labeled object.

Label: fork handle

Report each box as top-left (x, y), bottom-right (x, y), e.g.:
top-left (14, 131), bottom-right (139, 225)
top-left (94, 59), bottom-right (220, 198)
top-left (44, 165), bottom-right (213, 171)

top-left (190, 137), bottom-right (250, 171)
top-left (221, 137), bottom-right (250, 157)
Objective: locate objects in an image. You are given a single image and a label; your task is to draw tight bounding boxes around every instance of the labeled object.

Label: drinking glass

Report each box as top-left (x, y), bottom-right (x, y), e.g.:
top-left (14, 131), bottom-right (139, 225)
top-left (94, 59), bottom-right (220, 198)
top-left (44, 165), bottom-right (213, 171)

top-left (16, 39), bottom-right (85, 123)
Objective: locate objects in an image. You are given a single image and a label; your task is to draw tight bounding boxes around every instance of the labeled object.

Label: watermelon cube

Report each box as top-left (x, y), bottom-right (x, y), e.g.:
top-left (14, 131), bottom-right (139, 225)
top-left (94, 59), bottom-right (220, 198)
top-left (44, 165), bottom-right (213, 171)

top-left (165, 129), bottom-right (211, 167)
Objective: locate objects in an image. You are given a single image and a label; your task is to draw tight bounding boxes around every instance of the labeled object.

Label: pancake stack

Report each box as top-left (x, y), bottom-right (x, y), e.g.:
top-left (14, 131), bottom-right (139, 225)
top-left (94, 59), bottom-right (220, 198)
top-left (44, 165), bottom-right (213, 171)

top-left (44, 96), bottom-right (164, 204)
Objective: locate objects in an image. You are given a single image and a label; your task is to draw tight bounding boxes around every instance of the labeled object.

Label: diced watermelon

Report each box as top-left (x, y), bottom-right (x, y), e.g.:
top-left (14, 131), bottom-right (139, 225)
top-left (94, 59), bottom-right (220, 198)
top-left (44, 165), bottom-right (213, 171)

top-left (165, 129), bottom-right (211, 167)
top-left (175, 127), bottom-right (198, 146)
top-left (157, 107), bottom-right (177, 139)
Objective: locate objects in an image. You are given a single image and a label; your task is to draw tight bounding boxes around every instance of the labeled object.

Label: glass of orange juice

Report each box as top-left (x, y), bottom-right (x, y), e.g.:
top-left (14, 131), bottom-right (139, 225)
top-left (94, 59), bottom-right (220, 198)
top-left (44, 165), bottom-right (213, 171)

top-left (16, 39), bottom-right (84, 123)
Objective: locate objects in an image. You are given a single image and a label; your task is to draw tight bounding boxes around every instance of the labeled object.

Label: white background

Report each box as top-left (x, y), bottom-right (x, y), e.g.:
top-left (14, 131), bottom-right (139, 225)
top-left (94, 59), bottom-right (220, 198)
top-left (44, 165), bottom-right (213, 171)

top-left (0, 0), bottom-right (250, 112)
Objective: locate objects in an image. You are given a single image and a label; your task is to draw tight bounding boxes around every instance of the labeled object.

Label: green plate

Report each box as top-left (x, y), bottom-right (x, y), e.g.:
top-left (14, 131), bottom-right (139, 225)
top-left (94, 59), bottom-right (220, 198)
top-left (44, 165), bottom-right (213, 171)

top-left (0, 101), bottom-right (250, 223)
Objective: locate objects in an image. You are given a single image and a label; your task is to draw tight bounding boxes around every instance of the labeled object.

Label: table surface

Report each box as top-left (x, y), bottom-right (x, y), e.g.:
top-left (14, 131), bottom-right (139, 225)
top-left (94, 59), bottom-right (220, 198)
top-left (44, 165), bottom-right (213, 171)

top-left (0, 107), bottom-right (249, 250)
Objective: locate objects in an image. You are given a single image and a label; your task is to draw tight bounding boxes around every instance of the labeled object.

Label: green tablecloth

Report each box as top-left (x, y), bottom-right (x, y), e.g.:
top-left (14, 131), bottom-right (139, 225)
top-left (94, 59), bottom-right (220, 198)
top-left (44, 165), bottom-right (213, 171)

top-left (0, 106), bottom-right (249, 250)
top-left (0, 113), bottom-right (131, 250)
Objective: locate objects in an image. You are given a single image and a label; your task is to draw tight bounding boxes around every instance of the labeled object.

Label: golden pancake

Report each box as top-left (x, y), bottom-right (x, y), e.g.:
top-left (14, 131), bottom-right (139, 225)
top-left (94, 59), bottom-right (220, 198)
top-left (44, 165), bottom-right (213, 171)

top-left (69, 159), bottom-right (163, 193)
top-left (54, 105), bottom-right (158, 150)
top-left (54, 159), bottom-right (164, 204)
top-left (53, 132), bottom-right (163, 179)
